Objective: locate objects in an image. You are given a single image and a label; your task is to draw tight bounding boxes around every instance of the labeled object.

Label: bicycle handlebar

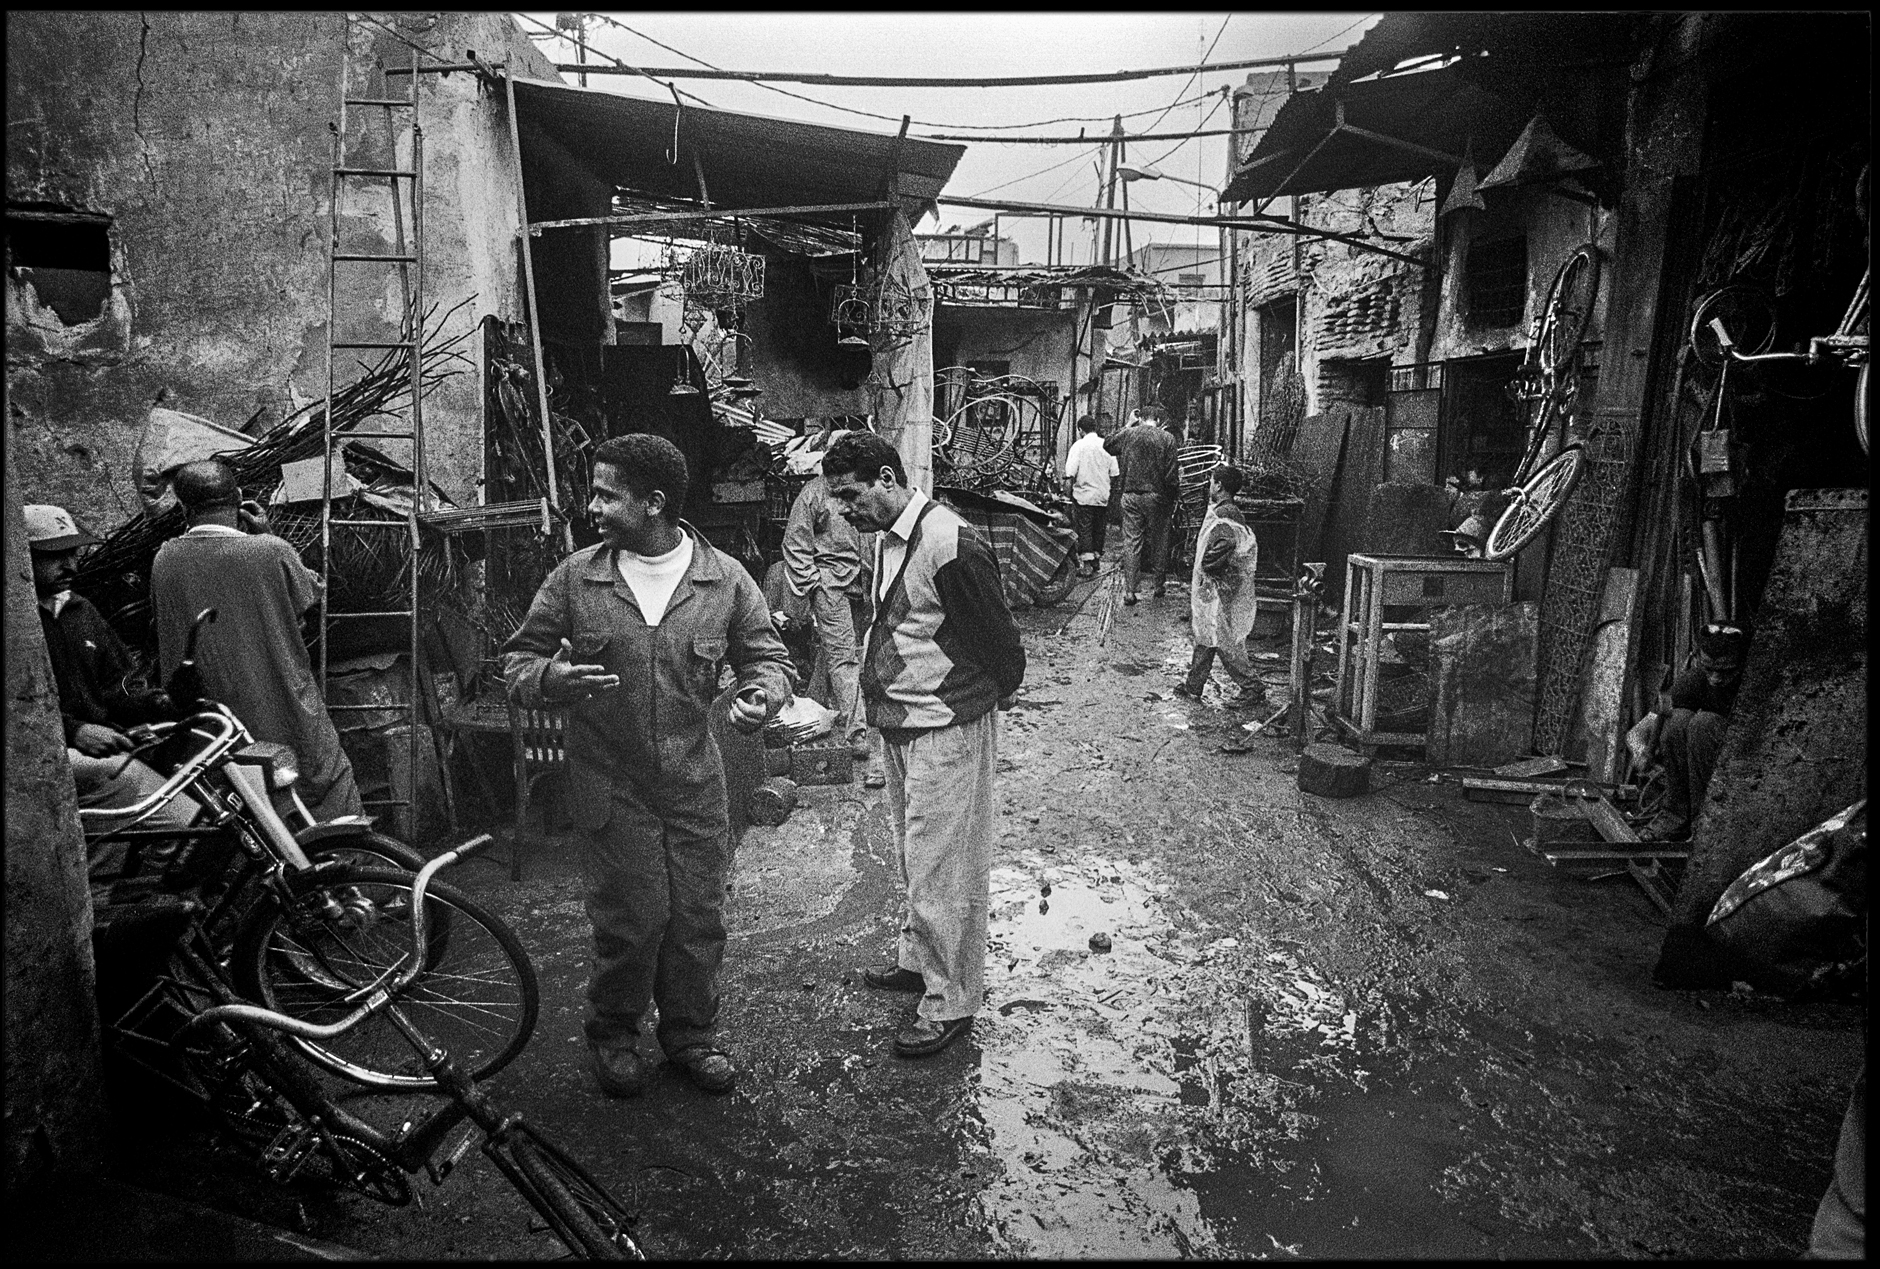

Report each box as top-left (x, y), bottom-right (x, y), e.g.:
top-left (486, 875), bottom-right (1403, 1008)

top-left (179, 832), bottom-right (495, 1043)
top-left (78, 707), bottom-right (244, 830)
top-left (1709, 318), bottom-right (1869, 366)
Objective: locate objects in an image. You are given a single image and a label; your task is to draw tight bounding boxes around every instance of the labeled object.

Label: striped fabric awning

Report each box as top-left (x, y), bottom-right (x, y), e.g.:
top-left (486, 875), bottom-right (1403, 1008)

top-left (945, 504), bottom-right (1074, 609)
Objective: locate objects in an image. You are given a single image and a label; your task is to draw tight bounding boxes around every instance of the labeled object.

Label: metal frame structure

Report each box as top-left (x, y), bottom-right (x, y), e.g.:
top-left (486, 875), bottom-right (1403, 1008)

top-left (321, 33), bottom-right (429, 831)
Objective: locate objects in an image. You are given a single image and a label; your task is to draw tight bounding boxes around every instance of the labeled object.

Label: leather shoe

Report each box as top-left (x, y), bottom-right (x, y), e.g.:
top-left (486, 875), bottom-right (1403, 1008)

top-left (1171, 682), bottom-right (1203, 700)
top-left (862, 965), bottom-right (925, 993)
top-left (669, 1045), bottom-right (737, 1094)
top-left (1123, 593), bottom-right (1139, 606)
top-left (893, 1015), bottom-right (974, 1059)
top-left (590, 1044), bottom-right (652, 1099)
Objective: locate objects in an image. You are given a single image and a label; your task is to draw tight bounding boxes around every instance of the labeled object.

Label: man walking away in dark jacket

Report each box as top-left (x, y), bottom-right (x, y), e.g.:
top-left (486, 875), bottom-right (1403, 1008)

top-left (1104, 404), bottom-right (1180, 605)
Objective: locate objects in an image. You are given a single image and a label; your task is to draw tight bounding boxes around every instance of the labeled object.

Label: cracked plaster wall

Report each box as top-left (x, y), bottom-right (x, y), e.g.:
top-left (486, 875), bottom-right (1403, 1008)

top-left (6, 12), bottom-right (562, 530)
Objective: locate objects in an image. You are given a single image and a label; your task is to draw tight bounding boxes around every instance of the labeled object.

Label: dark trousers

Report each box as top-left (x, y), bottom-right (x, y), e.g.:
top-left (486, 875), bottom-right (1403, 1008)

top-left (579, 782), bottom-right (729, 1056)
top-left (1120, 492), bottom-right (1171, 595)
top-left (1070, 503), bottom-right (1108, 566)
top-left (1184, 642), bottom-right (1262, 695)
top-left (1660, 708), bottom-right (1728, 830)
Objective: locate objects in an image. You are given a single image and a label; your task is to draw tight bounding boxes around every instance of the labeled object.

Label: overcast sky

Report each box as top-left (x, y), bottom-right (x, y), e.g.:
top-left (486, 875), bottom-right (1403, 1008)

top-left (517, 11), bottom-right (1381, 266)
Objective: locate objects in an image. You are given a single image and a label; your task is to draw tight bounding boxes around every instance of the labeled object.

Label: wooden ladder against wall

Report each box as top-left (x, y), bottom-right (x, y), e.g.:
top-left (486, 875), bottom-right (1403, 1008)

top-left (319, 31), bottom-right (432, 833)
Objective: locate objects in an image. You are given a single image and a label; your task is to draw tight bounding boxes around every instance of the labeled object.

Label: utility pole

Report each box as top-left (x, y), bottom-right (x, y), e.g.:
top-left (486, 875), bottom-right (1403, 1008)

top-left (1100, 115), bottom-right (1122, 266)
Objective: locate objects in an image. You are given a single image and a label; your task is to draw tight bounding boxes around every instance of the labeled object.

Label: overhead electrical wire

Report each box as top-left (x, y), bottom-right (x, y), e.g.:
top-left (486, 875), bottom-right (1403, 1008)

top-left (587, 15), bottom-right (1237, 138)
top-left (548, 46), bottom-right (1355, 88)
top-left (514, 12), bottom-right (718, 108)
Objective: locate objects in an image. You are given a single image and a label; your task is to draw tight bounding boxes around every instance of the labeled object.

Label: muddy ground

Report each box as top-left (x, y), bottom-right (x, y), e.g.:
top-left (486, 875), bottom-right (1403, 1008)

top-left (111, 568), bottom-right (1862, 1260)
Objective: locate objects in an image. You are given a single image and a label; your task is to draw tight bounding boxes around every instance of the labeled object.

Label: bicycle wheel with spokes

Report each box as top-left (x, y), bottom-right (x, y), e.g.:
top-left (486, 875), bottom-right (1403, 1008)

top-left (502, 1125), bottom-right (645, 1260)
top-left (1536, 247), bottom-right (1600, 382)
top-left (234, 865), bottom-right (538, 1091)
top-left (151, 942), bottom-right (416, 1205)
top-left (1483, 446), bottom-right (1587, 561)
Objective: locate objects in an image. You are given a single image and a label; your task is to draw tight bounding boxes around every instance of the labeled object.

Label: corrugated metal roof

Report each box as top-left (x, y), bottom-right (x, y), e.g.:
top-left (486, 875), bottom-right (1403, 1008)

top-left (511, 77), bottom-right (965, 227)
top-left (1221, 12), bottom-right (1642, 206)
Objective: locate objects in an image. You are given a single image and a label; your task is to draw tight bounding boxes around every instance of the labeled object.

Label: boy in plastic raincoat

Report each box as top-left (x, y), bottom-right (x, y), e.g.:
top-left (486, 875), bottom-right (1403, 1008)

top-left (1173, 464), bottom-right (1265, 709)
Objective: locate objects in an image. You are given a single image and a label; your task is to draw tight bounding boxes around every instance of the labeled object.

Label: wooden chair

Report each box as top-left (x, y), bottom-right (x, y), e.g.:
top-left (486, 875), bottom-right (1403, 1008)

top-left (503, 695), bottom-right (568, 881)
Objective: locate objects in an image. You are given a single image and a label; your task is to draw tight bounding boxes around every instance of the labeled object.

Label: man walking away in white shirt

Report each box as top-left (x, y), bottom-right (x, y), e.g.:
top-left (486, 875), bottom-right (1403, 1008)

top-left (1061, 415), bottom-right (1119, 579)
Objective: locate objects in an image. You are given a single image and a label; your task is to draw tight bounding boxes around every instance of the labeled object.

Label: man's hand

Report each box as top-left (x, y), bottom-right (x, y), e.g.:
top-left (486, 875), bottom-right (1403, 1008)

top-left (727, 685), bottom-right (768, 733)
top-left (73, 723), bottom-right (135, 757)
top-left (541, 638), bottom-right (621, 703)
top-left (238, 499), bottom-right (273, 535)
top-left (996, 694), bottom-right (1017, 712)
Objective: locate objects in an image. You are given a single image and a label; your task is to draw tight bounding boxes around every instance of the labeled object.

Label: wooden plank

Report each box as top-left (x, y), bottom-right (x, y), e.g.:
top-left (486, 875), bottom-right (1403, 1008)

top-left (1543, 848), bottom-right (1690, 863)
top-left (1463, 775), bottom-right (1632, 804)
top-left (1629, 857), bottom-right (1680, 916)
top-left (1495, 755), bottom-right (1569, 778)
top-left (1291, 409), bottom-right (1351, 565)
top-left (1585, 795), bottom-right (1641, 844)
top-left (1425, 602), bottom-right (1540, 767)
top-left (1574, 567), bottom-right (1642, 785)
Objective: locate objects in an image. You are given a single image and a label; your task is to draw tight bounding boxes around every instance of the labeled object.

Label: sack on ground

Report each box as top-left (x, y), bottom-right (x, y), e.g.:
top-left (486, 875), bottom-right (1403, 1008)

top-left (1704, 799), bottom-right (1866, 997)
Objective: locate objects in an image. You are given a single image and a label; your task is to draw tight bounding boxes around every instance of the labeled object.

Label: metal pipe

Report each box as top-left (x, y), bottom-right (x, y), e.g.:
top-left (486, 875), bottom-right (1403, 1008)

top-left (940, 195), bottom-right (1425, 268)
top-left (499, 63), bottom-right (571, 554)
top-left (528, 200), bottom-right (897, 234)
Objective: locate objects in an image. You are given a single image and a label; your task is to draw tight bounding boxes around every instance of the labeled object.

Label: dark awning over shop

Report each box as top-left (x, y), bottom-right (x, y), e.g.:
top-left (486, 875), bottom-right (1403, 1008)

top-left (1221, 11), bottom-right (1643, 206)
top-left (509, 77), bottom-right (965, 226)
top-left (1221, 65), bottom-right (1527, 206)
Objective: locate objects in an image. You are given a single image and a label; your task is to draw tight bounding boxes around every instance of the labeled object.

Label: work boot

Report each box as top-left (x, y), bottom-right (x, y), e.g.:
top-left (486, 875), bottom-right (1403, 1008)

top-left (669, 1046), bottom-right (738, 1095)
top-left (590, 1043), bottom-right (652, 1099)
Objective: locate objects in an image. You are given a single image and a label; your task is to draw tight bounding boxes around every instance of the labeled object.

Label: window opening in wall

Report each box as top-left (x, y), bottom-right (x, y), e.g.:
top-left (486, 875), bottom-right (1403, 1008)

top-left (1177, 273), bottom-right (1206, 287)
top-left (1320, 356), bottom-right (1389, 409)
top-left (1439, 353), bottom-right (1525, 487)
top-left (6, 209), bottom-right (112, 326)
top-left (1257, 297), bottom-right (1298, 408)
top-left (1467, 234), bottom-right (1527, 329)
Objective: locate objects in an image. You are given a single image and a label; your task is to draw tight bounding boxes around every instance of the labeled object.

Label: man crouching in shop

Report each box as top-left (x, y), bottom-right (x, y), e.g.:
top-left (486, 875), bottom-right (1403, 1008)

top-left (502, 434), bottom-right (791, 1098)
top-left (820, 430), bottom-right (1025, 1059)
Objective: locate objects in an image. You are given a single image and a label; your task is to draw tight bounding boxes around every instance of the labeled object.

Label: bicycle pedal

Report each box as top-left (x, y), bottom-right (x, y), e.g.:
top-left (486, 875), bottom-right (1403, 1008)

top-left (426, 1126), bottom-right (479, 1186)
top-left (261, 1125), bottom-right (320, 1181)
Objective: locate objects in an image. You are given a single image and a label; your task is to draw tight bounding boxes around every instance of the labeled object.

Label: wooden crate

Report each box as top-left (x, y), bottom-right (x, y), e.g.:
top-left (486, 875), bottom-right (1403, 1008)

top-left (788, 743), bottom-right (853, 786)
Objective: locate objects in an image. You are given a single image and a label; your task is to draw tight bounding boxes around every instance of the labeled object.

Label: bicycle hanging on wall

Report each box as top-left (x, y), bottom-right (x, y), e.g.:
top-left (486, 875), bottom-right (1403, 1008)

top-left (1482, 244), bottom-right (1603, 560)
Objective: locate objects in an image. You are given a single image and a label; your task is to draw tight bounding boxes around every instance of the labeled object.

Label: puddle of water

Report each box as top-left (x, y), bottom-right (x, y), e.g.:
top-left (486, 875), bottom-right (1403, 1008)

top-left (961, 849), bottom-right (1488, 1258)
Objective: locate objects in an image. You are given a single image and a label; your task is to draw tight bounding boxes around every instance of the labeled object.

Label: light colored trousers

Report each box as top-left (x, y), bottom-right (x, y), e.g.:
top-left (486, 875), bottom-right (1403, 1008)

top-left (884, 709), bottom-right (997, 1022)
top-left (809, 585), bottom-right (865, 739)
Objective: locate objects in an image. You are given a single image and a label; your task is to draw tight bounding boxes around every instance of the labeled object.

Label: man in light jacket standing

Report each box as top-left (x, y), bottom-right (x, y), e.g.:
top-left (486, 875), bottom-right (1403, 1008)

top-left (1061, 415), bottom-right (1119, 579)
top-left (820, 431), bottom-right (1025, 1059)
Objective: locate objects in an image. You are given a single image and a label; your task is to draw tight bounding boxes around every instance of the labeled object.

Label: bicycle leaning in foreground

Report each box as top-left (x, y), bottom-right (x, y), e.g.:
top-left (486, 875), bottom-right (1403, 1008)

top-left (114, 834), bottom-right (646, 1259)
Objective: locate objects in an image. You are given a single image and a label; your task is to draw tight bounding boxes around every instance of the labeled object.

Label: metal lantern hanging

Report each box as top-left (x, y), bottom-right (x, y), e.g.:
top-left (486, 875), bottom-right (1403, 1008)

top-left (830, 283), bottom-right (875, 348)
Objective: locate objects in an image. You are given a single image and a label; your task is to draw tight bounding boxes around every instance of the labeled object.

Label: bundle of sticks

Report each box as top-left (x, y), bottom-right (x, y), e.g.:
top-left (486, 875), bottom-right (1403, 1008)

top-left (73, 300), bottom-right (476, 652)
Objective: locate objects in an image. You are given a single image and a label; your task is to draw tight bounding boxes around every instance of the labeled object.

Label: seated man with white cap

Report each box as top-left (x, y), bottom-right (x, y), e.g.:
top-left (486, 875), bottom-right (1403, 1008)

top-left (26, 504), bottom-right (198, 847)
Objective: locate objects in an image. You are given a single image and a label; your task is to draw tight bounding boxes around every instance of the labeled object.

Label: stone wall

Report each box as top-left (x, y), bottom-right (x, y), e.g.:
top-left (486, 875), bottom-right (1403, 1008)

top-left (4, 442), bottom-right (108, 1187)
top-left (5, 12), bottom-right (565, 530)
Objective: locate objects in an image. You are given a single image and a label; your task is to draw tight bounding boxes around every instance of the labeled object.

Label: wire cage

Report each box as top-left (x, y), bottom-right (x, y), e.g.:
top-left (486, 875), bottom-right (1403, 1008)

top-left (680, 242), bottom-right (766, 312)
top-left (829, 282), bottom-right (875, 337)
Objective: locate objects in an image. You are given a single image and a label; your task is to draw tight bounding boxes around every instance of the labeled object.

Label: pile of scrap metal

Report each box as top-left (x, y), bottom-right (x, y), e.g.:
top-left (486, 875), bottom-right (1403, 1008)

top-left (74, 310), bottom-right (475, 653)
top-left (927, 262), bottom-right (1169, 309)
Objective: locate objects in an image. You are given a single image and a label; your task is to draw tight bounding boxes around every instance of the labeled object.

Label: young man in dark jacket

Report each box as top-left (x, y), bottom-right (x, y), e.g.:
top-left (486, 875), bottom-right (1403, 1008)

top-left (820, 431), bottom-right (1024, 1059)
top-left (503, 434), bottom-right (791, 1099)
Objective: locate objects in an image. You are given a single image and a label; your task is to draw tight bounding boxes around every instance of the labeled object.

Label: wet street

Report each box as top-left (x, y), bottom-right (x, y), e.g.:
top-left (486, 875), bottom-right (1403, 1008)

top-left (116, 571), bottom-right (1862, 1260)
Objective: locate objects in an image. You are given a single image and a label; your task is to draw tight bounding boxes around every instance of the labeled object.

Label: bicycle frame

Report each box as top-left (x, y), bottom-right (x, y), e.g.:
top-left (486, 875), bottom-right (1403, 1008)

top-left (167, 835), bottom-right (640, 1256)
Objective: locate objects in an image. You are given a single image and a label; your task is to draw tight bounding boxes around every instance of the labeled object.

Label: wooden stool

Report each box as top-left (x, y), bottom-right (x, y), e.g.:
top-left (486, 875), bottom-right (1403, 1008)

top-left (1331, 554), bottom-right (1512, 753)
